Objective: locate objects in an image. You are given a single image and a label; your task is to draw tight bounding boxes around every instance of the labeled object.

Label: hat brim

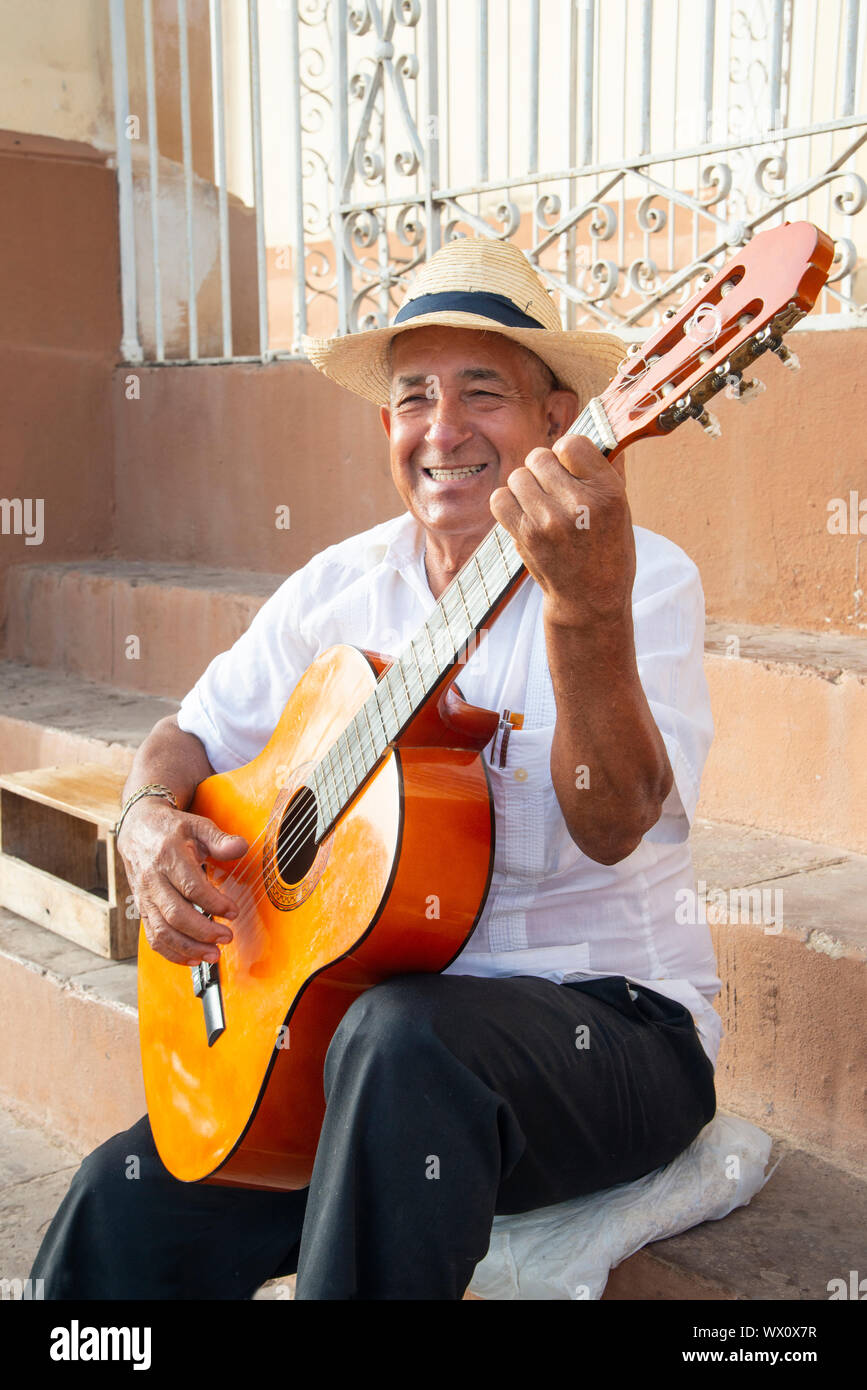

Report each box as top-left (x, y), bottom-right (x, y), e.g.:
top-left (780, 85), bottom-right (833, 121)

top-left (302, 312), bottom-right (625, 410)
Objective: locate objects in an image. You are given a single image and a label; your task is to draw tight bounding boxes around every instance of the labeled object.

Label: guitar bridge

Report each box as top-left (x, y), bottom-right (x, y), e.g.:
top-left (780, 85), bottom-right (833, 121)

top-left (191, 960), bottom-right (226, 1047)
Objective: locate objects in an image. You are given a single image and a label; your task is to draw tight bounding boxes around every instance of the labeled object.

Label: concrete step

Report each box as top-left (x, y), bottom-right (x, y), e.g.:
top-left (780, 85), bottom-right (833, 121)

top-left (0, 659), bottom-right (178, 776)
top-left (2, 561), bottom-right (283, 700)
top-left (691, 818), bottom-right (867, 1177)
top-left (602, 1139), bottom-right (867, 1301)
top-left (699, 621), bottom-right (867, 854)
top-left (0, 817), bottom-right (863, 1183)
top-left (0, 909), bottom-right (142, 1157)
top-left (0, 1098), bottom-right (85, 1292)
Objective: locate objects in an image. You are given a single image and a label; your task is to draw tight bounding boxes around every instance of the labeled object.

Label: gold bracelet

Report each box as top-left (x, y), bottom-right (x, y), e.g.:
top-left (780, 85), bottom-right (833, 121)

top-left (115, 783), bottom-right (179, 839)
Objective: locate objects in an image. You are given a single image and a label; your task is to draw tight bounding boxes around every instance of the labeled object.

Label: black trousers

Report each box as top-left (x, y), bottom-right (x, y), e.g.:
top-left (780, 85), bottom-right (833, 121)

top-left (31, 972), bottom-right (716, 1300)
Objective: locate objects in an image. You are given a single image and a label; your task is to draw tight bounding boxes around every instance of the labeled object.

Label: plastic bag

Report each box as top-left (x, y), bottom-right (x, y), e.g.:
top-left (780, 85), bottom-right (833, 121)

top-left (467, 1111), bottom-right (774, 1300)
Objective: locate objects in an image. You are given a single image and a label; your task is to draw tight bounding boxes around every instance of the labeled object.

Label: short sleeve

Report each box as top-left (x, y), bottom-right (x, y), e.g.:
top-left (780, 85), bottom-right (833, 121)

top-left (176, 566), bottom-right (318, 774)
top-left (632, 530), bottom-right (714, 843)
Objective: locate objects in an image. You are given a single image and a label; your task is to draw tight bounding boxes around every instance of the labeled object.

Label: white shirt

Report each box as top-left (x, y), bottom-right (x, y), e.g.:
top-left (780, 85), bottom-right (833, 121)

top-left (176, 510), bottom-right (723, 1067)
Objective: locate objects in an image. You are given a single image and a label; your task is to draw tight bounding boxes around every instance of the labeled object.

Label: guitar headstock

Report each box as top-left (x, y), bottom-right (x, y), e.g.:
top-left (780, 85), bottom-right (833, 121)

top-left (601, 221), bottom-right (835, 453)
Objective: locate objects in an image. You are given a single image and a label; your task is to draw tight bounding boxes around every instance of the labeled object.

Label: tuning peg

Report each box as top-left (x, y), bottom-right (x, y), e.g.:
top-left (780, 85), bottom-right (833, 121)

top-left (696, 409), bottom-right (721, 439)
top-left (773, 342), bottom-right (800, 371)
top-left (735, 377), bottom-right (766, 404)
top-left (727, 375), bottom-right (766, 404)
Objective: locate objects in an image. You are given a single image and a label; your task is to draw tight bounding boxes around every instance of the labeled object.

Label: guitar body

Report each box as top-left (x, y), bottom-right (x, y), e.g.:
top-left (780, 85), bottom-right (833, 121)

top-left (138, 643), bottom-right (497, 1190)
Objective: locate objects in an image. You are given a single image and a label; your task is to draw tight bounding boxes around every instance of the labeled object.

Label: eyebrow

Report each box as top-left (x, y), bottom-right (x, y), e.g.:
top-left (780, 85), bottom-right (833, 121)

top-left (393, 367), bottom-right (510, 391)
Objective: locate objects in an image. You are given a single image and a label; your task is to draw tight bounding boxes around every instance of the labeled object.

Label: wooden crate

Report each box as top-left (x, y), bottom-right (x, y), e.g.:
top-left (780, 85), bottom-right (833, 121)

top-left (0, 763), bottom-right (137, 959)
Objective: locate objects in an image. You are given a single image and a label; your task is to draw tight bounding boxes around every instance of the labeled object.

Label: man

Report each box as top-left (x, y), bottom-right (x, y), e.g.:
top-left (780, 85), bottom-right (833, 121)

top-left (32, 237), bottom-right (720, 1300)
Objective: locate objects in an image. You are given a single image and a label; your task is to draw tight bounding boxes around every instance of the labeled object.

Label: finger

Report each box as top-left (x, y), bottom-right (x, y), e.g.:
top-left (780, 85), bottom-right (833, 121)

top-left (141, 908), bottom-right (221, 967)
top-left (167, 851), bottom-right (241, 923)
top-left (521, 448), bottom-right (594, 511)
top-left (489, 482), bottom-right (524, 531)
top-left (184, 813), bottom-right (248, 864)
top-left (504, 467), bottom-right (561, 537)
top-left (506, 462), bottom-right (549, 507)
top-left (551, 433), bottom-right (620, 484)
top-left (146, 882), bottom-right (234, 953)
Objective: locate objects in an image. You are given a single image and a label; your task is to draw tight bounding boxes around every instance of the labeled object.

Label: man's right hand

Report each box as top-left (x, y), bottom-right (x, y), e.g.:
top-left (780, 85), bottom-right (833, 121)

top-left (117, 797), bottom-right (248, 966)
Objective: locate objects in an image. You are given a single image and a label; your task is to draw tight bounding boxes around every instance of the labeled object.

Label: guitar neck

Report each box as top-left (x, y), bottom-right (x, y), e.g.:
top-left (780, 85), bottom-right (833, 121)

top-left (310, 402), bottom-right (608, 837)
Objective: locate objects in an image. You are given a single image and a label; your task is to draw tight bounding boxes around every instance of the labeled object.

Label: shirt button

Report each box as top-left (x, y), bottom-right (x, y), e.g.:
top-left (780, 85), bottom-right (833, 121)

top-left (513, 767), bottom-right (528, 782)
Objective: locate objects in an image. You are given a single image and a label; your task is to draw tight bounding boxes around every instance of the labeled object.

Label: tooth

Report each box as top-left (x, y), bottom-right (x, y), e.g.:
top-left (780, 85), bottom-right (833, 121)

top-left (429, 465), bottom-right (484, 479)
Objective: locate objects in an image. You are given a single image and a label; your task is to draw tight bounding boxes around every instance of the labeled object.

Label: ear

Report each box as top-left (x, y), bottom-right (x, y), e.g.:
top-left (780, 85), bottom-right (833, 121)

top-left (545, 389), bottom-right (580, 439)
top-left (379, 404), bottom-right (392, 439)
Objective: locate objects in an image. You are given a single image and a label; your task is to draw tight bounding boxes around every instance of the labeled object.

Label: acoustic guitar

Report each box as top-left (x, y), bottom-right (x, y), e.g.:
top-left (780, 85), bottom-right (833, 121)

top-left (138, 220), bottom-right (833, 1190)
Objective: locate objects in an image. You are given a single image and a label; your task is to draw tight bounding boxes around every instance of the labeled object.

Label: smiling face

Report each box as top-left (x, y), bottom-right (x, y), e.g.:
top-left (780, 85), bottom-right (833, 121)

top-left (379, 325), bottom-right (580, 568)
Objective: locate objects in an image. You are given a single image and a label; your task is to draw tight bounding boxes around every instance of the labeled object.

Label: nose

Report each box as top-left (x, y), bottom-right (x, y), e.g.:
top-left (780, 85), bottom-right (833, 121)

top-left (423, 392), bottom-right (474, 454)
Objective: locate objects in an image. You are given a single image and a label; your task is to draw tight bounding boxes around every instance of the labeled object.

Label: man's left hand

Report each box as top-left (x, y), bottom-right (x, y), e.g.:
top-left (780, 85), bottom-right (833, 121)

top-left (489, 433), bottom-right (635, 632)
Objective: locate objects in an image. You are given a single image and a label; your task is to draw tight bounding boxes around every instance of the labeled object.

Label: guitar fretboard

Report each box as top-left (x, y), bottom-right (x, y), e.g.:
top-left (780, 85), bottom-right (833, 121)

top-left (310, 401), bottom-right (605, 837)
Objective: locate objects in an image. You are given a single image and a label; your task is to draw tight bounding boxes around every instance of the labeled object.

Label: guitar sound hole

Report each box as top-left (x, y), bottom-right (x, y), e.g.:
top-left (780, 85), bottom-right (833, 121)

top-left (276, 786), bottom-right (319, 885)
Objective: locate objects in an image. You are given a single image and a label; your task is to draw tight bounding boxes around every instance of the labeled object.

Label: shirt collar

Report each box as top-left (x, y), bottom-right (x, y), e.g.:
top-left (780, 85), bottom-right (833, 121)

top-left (363, 510), bottom-right (426, 573)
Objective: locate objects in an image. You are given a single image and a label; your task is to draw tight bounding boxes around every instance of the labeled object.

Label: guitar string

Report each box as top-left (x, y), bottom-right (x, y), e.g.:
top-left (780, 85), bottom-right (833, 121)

top-left (215, 551), bottom-right (525, 924)
top-left (180, 556), bottom-right (500, 937)
top-left (229, 555), bottom-right (517, 919)
top-left (201, 533), bottom-right (517, 903)
top-left (229, 516), bottom-right (528, 896)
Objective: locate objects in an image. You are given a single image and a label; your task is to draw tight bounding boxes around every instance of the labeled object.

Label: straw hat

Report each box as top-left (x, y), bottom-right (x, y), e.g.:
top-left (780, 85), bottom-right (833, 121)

top-left (302, 237), bottom-right (625, 409)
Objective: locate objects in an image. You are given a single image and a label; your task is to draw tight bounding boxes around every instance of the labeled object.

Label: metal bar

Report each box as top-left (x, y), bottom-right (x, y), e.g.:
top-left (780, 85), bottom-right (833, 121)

top-left (177, 0), bottom-right (198, 359)
top-left (565, 0), bottom-right (578, 328)
top-left (580, 0), bottom-right (593, 167)
top-left (379, 0), bottom-right (393, 335)
top-left (505, 0), bottom-right (511, 179)
top-left (531, 260), bottom-right (634, 330)
top-left (527, 169), bottom-right (627, 257)
top-left (619, 0), bottom-right (626, 273)
top-left (842, 0), bottom-right (859, 115)
top-left (338, 113), bottom-right (867, 212)
top-left (620, 127), bottom-right (867, 326)
top-left (247, 0), bottom-right (269, 359)
top-left (639, 0), bottom-right (653, 155)
top-left (478, 0), bottom-right (489, 183)
top-left (593, 0), bottom-right (600, 163)
top-left (769, 0), bottom-right (785, 131)
top-left (444, 0), bottom-right (451, 189)
top-left (339, 34), bottom-right (384, 205)
top-left (143, 0), bottom-right (163, 360)
top-left (333, 0), bottom-right (351, 333)
top-left (825, 0), bottom-right (846, 310)
top-left (287, 0), bottom-right (306, 347)
top-left (702, 0), bottom-right (715, 143)
top-left (528, 0), bottom-right (539, 175)
top-left (425, 0), bottom-right (441, 256)
top-left (697, 0), bottom-right (715, 268)
top-left (109, 0), bottom-right (142, 362)
top-left (804, 0), bottom-right (819, 225)
top-left (668, 0), bottom-right (680, 277)
top-left (209, 0), bottom-right (232, 357)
